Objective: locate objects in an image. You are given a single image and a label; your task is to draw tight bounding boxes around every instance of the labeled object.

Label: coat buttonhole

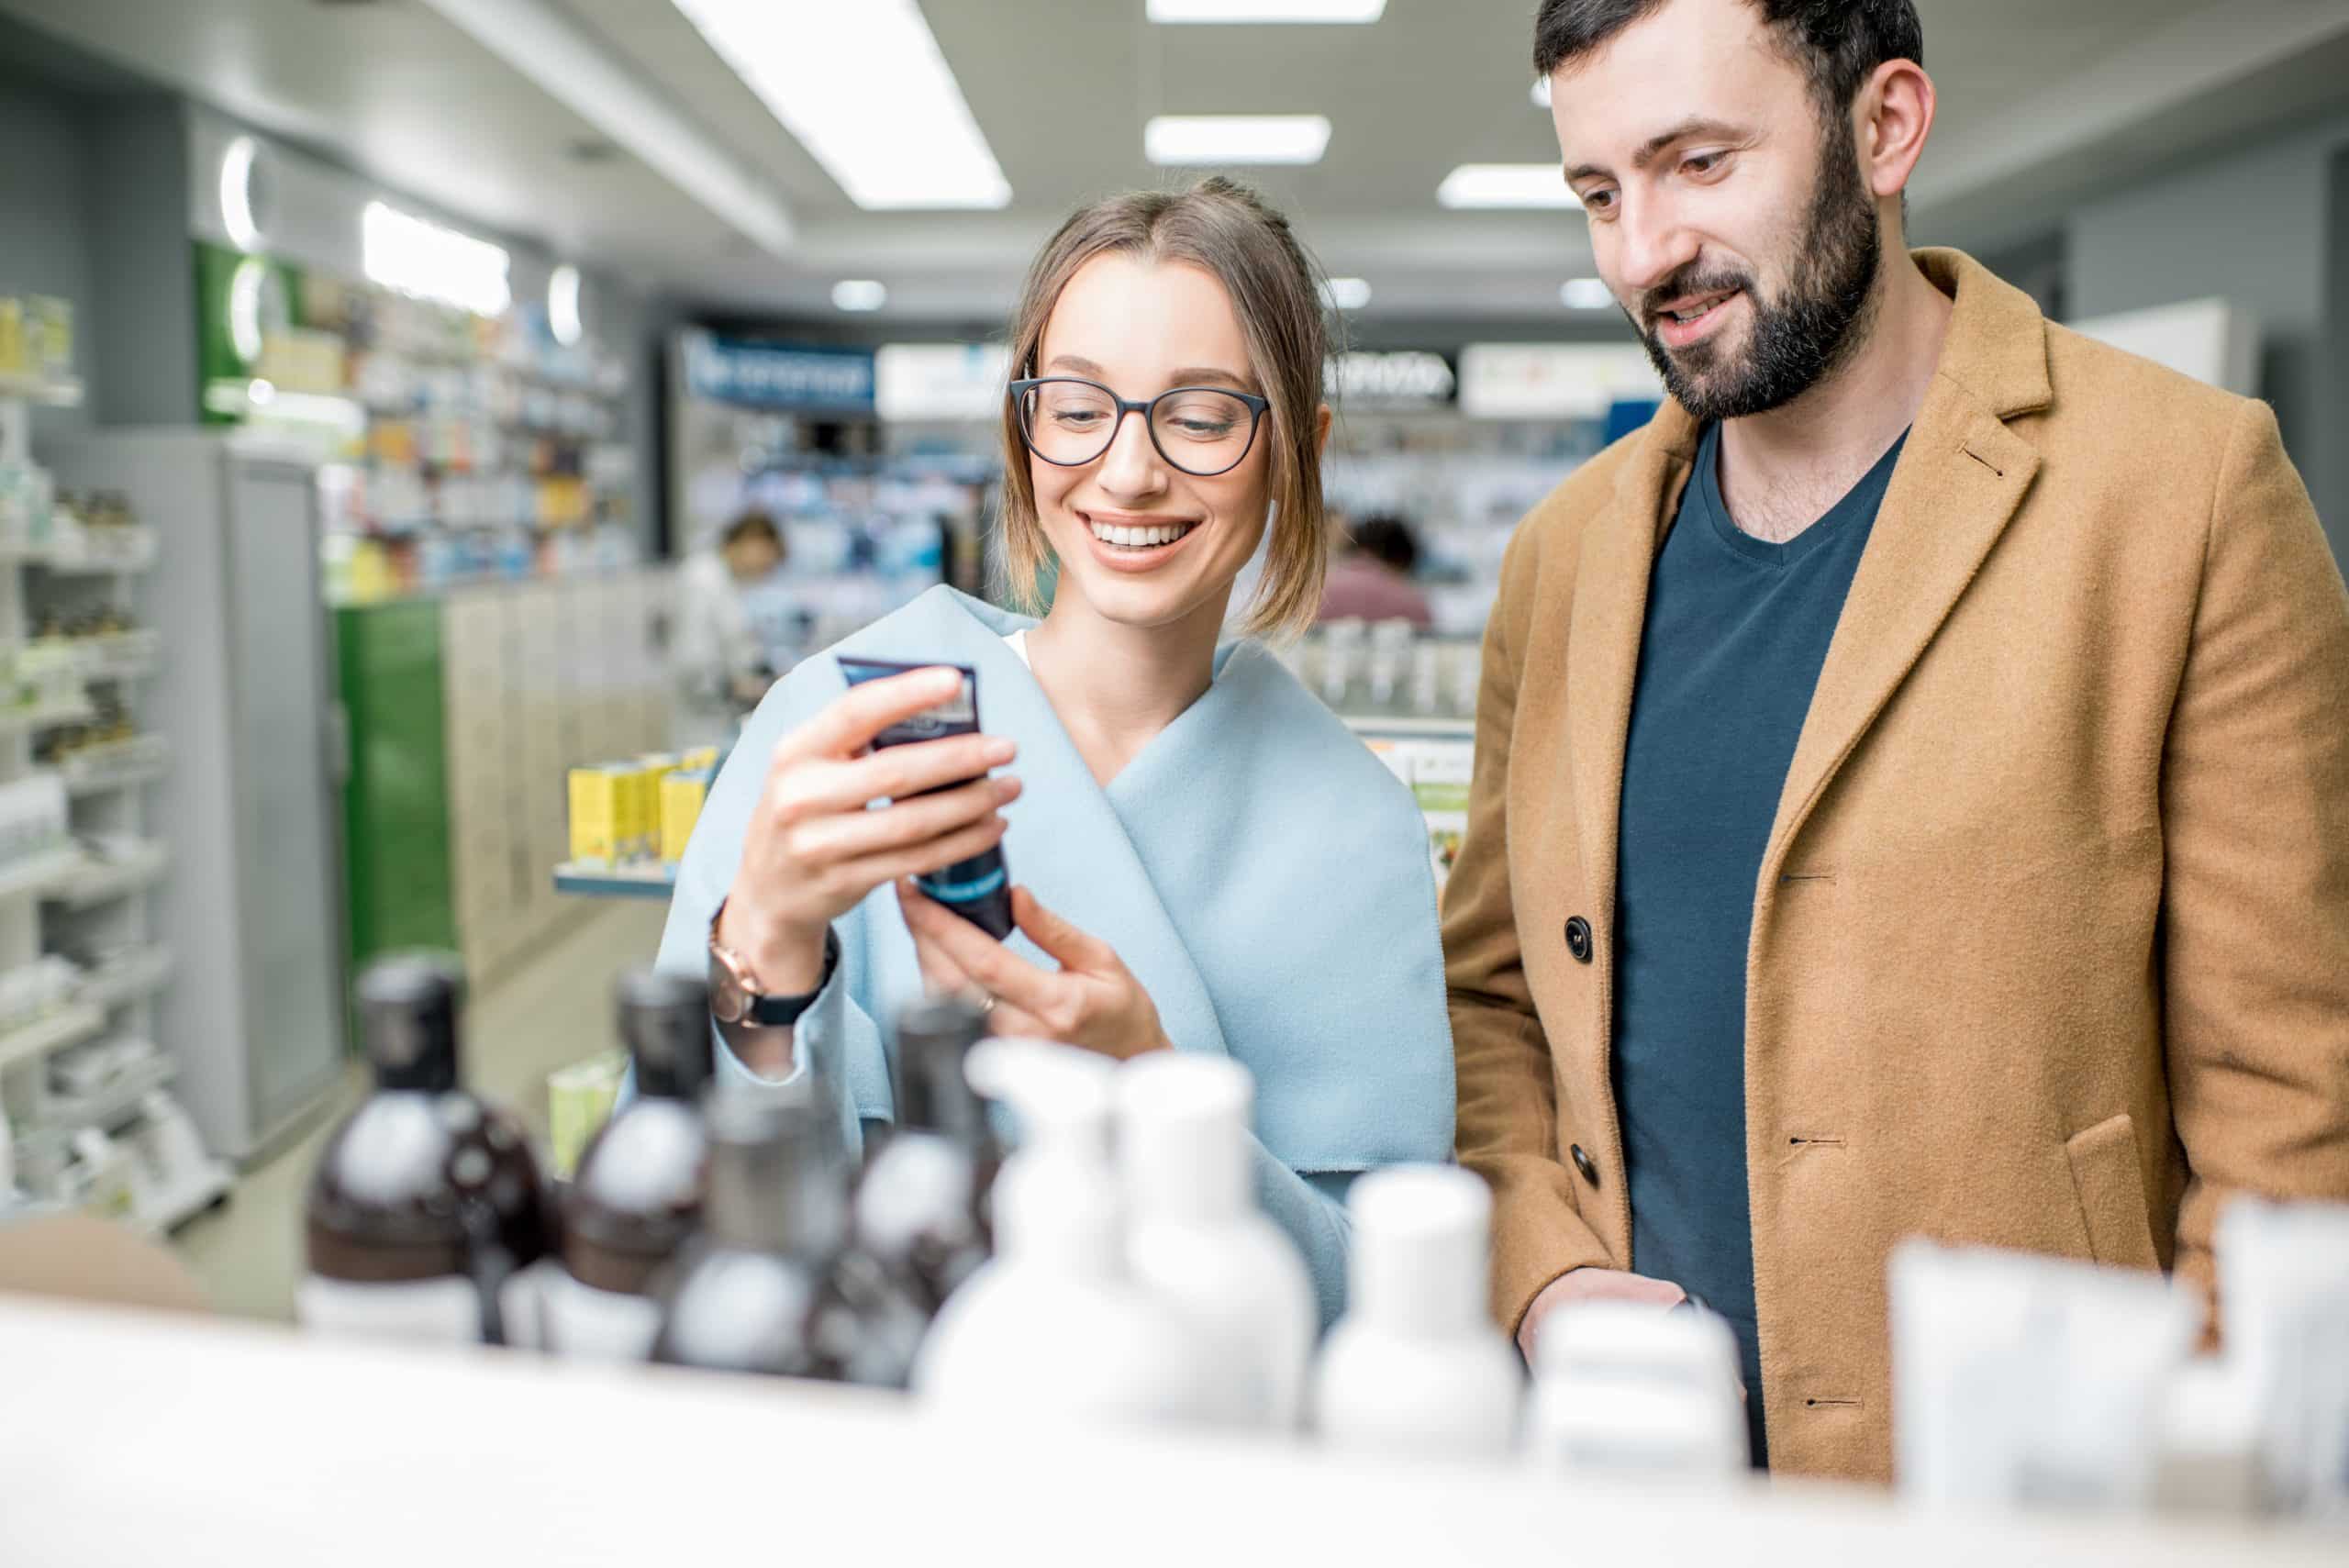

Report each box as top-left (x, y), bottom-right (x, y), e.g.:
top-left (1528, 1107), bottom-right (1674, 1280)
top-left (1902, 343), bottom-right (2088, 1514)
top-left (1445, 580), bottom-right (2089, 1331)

top-left (1963, 447), bottom-right (2006, 478)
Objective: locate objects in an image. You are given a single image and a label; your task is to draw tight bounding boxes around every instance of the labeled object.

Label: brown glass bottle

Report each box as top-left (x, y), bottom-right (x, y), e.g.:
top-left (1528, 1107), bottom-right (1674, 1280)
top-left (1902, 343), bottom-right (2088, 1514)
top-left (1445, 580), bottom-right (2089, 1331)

top-left (546, 970), bottom-right (715, 1360)
top-left (650, 1085), bottom-right (853, 1379)
top-left (300, 954), bottom-right (552, 1345)
top-left (829, 995), bottom-right (999, 1387)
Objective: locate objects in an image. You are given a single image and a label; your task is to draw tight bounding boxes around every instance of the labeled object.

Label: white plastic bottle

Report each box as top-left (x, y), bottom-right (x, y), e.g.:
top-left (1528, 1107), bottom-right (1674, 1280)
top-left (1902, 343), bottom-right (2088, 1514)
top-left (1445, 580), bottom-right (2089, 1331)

top-left (1525, 1300), bottom-right (1749, 1478)
top-left (1116, 1053), bottom-right (1314, 1429)
top-left (912, 1039), bottom-right (1214, 1429)
top-left (1311, 1164), bottom-right (1521, 1458)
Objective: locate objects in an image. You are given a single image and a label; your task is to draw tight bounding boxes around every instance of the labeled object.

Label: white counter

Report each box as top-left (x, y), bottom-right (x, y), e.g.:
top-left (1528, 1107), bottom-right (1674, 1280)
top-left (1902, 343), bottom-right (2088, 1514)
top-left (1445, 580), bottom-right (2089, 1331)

top-left (0, 1292), bottom-right (2330, 1567)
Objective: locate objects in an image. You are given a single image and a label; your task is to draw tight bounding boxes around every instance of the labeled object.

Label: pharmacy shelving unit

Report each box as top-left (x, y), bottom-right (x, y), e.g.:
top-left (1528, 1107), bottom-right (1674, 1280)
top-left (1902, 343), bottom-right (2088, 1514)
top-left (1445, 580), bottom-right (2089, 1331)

top-left (0, 373), bottom-right (230, 1234)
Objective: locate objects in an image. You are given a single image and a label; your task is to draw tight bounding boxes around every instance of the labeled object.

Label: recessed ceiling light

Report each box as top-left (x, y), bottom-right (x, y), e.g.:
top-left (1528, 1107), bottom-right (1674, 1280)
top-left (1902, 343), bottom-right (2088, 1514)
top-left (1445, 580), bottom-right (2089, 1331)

top-left (1148, 0), bottom-right (1385, 20)
top-left (220, 135), bottom-right (265, 252)
top-left (1531, 77), bottom-right (1553, 109)
top-left (1146, 115), bottom-right (1332, 166)
top-left (1321, 277), bottom-right (1373, 311)
top-left (362, 201), bottom-right (512, 317)
top-left (670, 0), bottom-right (1011, 210)
top-left (1561, 277), bottom-right (1615, 311)
top-left (832, 280), bottom-right (888, 313)
top-left (549, 265), bottom-right (584, 346)
top-left (1437, 163), bottom-right (1580, 209)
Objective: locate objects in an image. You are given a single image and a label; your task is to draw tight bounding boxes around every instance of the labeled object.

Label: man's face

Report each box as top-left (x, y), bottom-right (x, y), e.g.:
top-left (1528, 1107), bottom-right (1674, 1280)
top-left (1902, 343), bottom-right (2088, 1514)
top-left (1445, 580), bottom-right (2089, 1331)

top-left (1551, 0), bottom-right (1882, 422)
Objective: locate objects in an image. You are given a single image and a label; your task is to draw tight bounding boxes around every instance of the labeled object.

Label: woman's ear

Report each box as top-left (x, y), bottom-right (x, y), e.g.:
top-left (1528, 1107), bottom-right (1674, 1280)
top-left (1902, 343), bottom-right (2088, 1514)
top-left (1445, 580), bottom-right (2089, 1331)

top-left (1316, 402), bottom-right (1334, 458)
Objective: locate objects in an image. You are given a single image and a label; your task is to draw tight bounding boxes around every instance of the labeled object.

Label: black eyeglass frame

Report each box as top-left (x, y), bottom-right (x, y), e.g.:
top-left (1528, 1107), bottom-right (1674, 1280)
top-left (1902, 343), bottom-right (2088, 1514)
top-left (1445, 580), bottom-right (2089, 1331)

top-left (1008, 376), bottom-right (1273, 479)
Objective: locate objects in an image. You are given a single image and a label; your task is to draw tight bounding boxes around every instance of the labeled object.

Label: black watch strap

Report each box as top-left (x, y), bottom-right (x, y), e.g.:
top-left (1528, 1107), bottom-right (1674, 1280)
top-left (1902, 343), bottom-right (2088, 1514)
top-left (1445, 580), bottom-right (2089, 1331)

top-left (747, 927), bottom-right (841, 1027)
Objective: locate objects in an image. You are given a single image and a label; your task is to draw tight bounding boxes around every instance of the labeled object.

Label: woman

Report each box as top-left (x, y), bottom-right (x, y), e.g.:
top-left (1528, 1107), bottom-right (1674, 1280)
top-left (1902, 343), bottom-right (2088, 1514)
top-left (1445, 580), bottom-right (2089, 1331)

top-left (655, 178), bottom-right (1453, 1326)
top-left (671, 509), bottom-right (785, 750)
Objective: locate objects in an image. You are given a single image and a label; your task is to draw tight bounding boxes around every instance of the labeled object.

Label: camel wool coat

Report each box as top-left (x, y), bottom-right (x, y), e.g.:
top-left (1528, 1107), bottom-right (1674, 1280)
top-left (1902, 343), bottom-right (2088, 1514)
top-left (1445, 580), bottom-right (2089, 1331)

top-left (1444, 248), bottom-right (2349, 1485)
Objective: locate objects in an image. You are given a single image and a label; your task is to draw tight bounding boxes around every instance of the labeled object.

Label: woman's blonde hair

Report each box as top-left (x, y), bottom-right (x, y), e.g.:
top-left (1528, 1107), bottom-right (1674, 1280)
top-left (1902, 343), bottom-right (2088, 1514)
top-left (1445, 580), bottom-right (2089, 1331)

top-left (996, 176), bottom-right (1332, 642)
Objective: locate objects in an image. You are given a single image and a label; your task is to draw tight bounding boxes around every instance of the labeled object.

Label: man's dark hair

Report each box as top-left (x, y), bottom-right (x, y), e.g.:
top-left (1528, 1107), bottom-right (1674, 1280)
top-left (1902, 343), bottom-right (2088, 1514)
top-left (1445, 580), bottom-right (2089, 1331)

top-left (1534, 0), bottom-right (1922, 124)
top-left (1347, 513), bottom-right (1420, 575)
top-left (721, 509), bottom-right (783, 550)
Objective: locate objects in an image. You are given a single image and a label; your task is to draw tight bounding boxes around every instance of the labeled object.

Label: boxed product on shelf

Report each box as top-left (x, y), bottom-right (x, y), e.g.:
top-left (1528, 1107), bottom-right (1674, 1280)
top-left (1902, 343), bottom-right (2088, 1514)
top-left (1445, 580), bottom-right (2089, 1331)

top-left (661, 766), bottom-right (713, 863)
top-left (0, 771), bottom-right (71, 870)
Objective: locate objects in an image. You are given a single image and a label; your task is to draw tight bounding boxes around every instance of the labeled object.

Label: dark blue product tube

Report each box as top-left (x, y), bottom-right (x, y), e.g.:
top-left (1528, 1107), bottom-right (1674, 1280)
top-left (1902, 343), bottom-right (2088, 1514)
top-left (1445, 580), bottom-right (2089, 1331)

top-left (835, 656), bottom-right (1014, 940)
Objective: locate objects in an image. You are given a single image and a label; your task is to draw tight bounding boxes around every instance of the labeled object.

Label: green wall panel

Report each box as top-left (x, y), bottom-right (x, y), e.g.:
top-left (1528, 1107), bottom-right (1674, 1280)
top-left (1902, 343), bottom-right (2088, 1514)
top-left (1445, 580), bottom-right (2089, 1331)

top-left (337, 600), bottom-right (458, 973)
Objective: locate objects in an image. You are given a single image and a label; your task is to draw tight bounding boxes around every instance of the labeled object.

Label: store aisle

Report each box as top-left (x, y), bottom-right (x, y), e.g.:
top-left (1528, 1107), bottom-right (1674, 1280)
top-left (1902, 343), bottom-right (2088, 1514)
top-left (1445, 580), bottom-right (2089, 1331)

top-left (169, 903), bottom-right (668, 1322)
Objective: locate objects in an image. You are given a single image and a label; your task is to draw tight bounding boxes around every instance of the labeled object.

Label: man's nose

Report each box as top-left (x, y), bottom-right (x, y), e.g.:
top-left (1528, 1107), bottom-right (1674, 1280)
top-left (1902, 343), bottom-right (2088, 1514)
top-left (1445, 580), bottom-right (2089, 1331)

top-left (1611, 195), bottom-right (1703, 303)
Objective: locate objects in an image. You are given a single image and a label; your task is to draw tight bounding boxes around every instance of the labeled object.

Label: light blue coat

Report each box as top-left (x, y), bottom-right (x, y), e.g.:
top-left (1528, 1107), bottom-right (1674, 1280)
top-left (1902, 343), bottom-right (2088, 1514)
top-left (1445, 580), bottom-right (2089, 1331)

top-left (654, 586), bottom-right (1454, 1326)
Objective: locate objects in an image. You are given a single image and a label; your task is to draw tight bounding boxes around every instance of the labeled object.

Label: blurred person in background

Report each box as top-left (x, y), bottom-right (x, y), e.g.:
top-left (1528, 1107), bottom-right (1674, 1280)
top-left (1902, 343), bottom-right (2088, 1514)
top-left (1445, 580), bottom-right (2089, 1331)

top-left (673, 509), bottom-right (785, 749)
top-left (1446, 0), bottom-right (2349, 1482)
top-left (1317, 511), bottom-right (1434, 628)
top-left (653, 178), bottom-right (1453, 1326)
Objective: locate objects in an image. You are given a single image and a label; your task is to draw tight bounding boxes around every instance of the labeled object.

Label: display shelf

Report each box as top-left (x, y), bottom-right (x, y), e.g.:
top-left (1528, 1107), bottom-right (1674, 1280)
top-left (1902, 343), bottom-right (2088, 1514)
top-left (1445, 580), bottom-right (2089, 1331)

top-left (51, 736), bottom-right (169, 797)
top-left (28, 1048), bottom-right (173, 1138)
top-left (0, 693), bottom-right (95, 737)
top-left (0, 370), bottom-right (83, 407)
top-left (132, 1160), bottom-right (232, 1238)
top-left (553, 860), bottom-right (677, 900)
top-left (0, 846), bottom-right (81, 903)
top-left (28, 630), bottom-right (160, 683)
top-left (1341, 714), bottom-right (1479, 740)
top-left (28, 528), bottom-right (160, 574)
top-left (75, 945), bottom-right (173, 1010)
top-left (0, 1001), bottom-right (106, 1073)
top-left (42, 841), bottom-right (170, 911)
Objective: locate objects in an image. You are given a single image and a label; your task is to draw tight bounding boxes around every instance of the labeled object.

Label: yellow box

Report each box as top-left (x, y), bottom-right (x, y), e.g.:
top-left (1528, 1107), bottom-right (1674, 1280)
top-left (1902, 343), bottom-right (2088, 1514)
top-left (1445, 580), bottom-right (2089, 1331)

top-left (680, 746), bottom-right (720, 773)
top-left (662, 768), bottom-right (711, 863)
top-left (567, 764), bottom-right (625, 864)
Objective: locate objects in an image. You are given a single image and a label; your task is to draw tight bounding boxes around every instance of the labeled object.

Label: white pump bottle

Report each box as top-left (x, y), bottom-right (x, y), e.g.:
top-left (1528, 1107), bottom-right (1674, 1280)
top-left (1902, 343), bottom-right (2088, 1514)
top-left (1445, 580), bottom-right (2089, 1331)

top-left (911, 1039), bottom-right (1215, 1429)
top-left (1311, 1164), bottom-right (1522, 1458)
top-left (1116, 1053), bottom-right (1316, 1430)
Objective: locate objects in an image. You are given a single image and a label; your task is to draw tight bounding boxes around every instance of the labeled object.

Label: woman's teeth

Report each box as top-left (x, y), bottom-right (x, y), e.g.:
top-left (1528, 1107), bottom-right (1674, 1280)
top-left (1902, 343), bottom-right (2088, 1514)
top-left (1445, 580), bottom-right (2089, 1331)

top-left (1089, 519), bottom-right (1196, 550)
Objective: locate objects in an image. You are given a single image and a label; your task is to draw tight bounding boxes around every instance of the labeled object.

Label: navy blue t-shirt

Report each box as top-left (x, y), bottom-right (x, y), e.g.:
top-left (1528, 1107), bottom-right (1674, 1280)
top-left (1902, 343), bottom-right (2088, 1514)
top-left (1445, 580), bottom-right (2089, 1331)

top-left (1613, 420), bottom-right (1907, 1468)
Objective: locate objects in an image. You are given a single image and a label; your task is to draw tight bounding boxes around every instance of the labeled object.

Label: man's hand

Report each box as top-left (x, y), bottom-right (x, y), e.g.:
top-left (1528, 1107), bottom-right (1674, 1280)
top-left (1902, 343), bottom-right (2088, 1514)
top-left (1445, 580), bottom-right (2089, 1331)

top-left (1517, 1267), bottom-right (1687, 1364)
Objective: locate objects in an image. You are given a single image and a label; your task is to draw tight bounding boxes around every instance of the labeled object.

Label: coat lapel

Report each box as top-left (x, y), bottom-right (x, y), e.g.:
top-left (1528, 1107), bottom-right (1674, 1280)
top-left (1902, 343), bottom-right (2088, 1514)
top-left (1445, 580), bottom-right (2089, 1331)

top-left (1763, 251), bottom-right (2054, 874)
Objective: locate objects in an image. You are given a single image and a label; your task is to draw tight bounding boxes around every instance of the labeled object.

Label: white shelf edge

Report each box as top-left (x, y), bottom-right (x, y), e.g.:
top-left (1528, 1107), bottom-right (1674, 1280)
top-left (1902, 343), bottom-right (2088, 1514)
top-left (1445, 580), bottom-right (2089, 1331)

top-left (0, 697), bottom-right (96, 737)
top-left (42, 843), bottom-right (171, 910)
top-left (0, 847), bottom-right (83, 902)
top-left (0, 371), bottom-right (83, 408)
top-left (22, 1052), bottom-right (175, 1142)
top-left (0, 1002), bottom-right (107, 1073)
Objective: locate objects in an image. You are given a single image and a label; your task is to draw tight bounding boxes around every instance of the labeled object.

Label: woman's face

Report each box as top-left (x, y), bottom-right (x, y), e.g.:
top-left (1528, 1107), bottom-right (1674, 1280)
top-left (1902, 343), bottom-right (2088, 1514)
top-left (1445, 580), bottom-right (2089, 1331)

top-left (1027, 253), bottom-right (1276, 636)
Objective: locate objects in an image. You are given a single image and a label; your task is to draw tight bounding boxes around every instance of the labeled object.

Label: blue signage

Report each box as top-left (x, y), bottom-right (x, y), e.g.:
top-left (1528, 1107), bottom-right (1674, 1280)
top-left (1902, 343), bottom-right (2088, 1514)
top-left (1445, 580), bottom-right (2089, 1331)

top-left (682, 331), bottom-right (875, 413)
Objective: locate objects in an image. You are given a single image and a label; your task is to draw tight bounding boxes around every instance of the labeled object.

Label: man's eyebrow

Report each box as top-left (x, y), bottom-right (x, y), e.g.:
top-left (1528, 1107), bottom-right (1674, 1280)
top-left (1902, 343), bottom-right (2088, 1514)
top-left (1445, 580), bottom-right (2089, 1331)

top-left (1566, 117), bottom-right (1751, 183)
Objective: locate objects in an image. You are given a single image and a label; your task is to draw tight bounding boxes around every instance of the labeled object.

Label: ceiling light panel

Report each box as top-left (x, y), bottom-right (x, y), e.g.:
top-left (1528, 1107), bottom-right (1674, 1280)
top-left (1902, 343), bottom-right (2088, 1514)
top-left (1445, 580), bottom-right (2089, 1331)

top-left (832, 280), bottom-right (888, 313)
top-left (1437, 163), bottom-right (1581, 209)
top-left (669, 0), bottom-right (1010, 210)
top-left (1561, 277), bottom-right (1614, 310)
top-left (1146, 116), bottom-right (1332, 166)
top-left (362, 201), bottom-right (512, 317)
top-left (1322, 277), bottom-right (1373, 311)
top-left (1148, 0), bottom-right (1386, 20)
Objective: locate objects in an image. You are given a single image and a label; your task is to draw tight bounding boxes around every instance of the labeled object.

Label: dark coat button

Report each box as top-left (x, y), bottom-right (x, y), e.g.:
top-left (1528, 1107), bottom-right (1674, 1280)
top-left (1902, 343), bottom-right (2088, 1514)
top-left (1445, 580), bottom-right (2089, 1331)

top-left (1571, 1144), bottom-right (1599, 1185)
top-left (1564, 916), bottom-right (1594, 963)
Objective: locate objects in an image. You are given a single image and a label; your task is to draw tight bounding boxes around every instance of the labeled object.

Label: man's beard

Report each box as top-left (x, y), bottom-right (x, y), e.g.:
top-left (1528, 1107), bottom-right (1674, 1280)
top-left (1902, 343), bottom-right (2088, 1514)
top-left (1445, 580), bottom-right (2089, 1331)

top-left (1634, 119), bottom-right (1884, 423)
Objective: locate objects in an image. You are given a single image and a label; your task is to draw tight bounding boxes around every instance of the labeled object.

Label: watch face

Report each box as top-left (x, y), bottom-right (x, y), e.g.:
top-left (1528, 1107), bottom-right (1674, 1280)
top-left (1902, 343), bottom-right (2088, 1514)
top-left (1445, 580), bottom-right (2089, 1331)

top-left (707, 951), bottom-right (751, 1025)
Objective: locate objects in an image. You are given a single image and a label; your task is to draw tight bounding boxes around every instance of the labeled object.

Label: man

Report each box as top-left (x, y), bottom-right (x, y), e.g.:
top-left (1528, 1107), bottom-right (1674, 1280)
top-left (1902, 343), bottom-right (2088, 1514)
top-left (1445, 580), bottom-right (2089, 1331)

top-left (1444, 0), bottom-right (2349, 1483)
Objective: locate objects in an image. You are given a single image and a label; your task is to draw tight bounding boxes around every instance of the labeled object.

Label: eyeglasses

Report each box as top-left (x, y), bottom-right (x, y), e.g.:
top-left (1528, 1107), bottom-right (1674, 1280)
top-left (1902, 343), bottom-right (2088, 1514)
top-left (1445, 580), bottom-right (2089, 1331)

top-left (1008, 377), bottom-right (1271, 478)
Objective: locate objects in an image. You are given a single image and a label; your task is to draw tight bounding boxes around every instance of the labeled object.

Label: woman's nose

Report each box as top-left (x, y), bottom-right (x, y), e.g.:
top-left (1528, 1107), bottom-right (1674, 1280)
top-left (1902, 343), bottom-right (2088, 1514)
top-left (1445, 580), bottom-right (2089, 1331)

top-left (1094, 406), bottom-right (1166, 499)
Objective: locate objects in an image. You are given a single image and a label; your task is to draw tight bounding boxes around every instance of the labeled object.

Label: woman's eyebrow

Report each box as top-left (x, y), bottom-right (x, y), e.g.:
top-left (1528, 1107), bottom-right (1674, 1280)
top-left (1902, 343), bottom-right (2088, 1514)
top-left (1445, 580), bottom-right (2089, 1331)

top-left (1045, 354), bottom-right (1108, 377)
top-left (1168, 365), bottom-right (1257, 392)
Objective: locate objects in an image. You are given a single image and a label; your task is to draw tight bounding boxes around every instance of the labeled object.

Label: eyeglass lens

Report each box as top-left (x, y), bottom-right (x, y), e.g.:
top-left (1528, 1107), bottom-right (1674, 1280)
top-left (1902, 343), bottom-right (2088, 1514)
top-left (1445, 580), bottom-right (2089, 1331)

top-left (1019, 381), bottom-right (1256, 476)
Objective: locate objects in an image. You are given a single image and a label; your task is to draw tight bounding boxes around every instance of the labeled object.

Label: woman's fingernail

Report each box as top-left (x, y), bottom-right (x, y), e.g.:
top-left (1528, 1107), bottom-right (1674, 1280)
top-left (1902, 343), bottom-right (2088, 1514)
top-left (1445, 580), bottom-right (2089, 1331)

top-left (982, 737), bottom-right (1016, 764)
top-left (995, 776), bottom-right (1021, 800)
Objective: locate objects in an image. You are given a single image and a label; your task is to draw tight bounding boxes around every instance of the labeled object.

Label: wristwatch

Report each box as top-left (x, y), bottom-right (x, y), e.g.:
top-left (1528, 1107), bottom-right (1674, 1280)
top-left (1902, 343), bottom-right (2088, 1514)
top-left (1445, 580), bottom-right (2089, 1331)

top-left (707, 899), bottom-right (840, 1027)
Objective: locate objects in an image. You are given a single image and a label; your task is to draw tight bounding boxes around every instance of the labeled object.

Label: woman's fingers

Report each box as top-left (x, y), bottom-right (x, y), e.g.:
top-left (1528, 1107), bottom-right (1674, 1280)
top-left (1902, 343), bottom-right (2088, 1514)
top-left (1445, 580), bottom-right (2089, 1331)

top-left (1008, 886), bottom-right (1115, 973)
top-left (781, 775), bottom-right (1019, 864)
top-left (897, 881), bottom-right (1063, 1018)
top-left (785, 667), bottom-right (968, 762)
top-left (770, 735), bottom-right (1015, 824)
top-left (832, 815), bottom-right (1010, 897)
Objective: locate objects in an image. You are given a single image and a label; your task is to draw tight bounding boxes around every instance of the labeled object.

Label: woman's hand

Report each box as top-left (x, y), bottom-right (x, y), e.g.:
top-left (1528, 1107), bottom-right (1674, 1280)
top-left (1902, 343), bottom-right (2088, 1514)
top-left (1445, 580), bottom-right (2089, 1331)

top-left (718, 667), bottom-right (1022, 996)
top-left (897, 883), bottom-right (1173, 1062)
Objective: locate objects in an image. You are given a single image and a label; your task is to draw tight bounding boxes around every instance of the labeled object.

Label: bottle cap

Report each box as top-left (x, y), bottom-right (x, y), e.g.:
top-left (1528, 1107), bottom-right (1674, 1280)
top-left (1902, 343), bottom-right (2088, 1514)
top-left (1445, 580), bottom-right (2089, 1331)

top-left (1115, 1053), bottom-right (1252, 1223)
top-left (617, 968), bottom-right (713, 1101)
top-left (357, 952), bottom-right (464, 1092)
top-left (964, 1038), bottom-right (1119, 1271)
top-left (1346, 1164), bottom-right (1492, 1334)
top-left (700, 1085), bottom-right (847, 1258)
top-left (891, 994), bottom-right (988, 1137)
